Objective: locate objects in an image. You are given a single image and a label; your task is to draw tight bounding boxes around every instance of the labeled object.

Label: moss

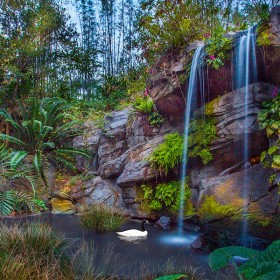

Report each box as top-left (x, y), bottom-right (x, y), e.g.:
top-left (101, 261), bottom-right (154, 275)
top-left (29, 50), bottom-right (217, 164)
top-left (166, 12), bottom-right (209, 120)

top-left (198, 195), bottom-right (238, 223)
top-left (205, 96), bottom-right (221, 116)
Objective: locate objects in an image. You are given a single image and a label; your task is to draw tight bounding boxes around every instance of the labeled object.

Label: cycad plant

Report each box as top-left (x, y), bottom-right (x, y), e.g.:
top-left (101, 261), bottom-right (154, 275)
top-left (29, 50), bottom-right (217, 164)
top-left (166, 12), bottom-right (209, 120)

top-left (0, 144), bottom-right (44, 216)
top-left (0, 98), bottom-right (88, 189)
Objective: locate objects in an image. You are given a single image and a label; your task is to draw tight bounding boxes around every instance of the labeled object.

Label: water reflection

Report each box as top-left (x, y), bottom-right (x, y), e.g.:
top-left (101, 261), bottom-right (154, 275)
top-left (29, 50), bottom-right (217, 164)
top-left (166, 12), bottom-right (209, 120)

top-left (118, 235), bottom-right (147, 244)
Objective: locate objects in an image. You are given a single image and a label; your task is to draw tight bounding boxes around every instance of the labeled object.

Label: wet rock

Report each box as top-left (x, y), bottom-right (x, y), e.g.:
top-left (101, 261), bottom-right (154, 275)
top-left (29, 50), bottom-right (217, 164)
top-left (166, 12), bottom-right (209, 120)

top-left (183, 223), bottom-right (200, 232)
top-left (190, 232), bottom-right (232, 252)
top-left (50, 198), bottom-right (76, 215)
top-left (154, 216), bottom-right (171, 230)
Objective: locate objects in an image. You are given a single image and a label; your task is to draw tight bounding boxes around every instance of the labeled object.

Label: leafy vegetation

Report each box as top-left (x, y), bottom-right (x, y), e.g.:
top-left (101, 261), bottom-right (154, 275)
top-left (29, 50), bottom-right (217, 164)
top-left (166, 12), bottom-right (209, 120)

top-left (258, 90), bottom-right (280, 169)
top-left (142, 181), bottom-right (193, 215)
top-left (149, 132), bottom-right (183, 176)
top-left (80, 205), bottom-right (128, 232)
top-left (209, 240), bottom-right (280, 280)
top-left (188, 118), bottom-right (217, 164)
top-left (149, 118), bottom-right (216, 175)
top-left (0, 98), bottom-right (88, 188)
top-left (205, 28), bottom-right (231, 69)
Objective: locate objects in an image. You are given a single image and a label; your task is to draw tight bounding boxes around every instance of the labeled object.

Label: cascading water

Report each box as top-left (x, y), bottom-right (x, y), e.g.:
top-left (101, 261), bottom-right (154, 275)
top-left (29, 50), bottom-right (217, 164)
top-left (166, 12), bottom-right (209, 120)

top-left (234, 27), bottom-right (258, 235)
top-left (160, 45), bottom-right (204, 245)
top-left (178, 45), bottom-right (204, 236)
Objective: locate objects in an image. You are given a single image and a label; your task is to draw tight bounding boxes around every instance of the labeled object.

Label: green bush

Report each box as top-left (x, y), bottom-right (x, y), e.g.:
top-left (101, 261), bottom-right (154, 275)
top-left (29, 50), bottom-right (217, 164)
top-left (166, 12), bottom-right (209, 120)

top-left (209, 240), bottom-right (280, 280)
top-left (149, 119), bottom-right (216, 175)
top-left (142, 181), bottom-right (193, 215)
top-left (80, 204), bottom-right (128, 232)
top-left (205, 27), bottom-right (231, 69)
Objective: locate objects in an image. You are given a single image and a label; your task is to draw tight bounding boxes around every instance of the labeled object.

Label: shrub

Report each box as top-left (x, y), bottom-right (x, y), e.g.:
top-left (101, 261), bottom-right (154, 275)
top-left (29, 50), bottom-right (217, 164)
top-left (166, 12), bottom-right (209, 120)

top-left (142, 181), bottom-right (193, 215)
top-left (80, 205), bottom-right (128, 232)
top-left (205, 27), bottom-right (231, 69)
top-left (149, 119), bottom-right (216, 175)
top-left (148, 111), bottom-right (165, 127)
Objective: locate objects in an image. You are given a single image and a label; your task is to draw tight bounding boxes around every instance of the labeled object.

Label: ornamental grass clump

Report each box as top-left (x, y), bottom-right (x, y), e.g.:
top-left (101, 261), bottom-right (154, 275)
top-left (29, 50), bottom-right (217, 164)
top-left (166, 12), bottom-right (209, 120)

top-left (0, 222), bottom-right (72, 280)
top-left (80, 204), bottom-right (128, 232)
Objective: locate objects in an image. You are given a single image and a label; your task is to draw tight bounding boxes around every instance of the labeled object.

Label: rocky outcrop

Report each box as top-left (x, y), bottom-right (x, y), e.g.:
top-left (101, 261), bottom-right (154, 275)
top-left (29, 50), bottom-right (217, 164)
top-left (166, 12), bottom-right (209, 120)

top-left (146, 9), bottom-right (280, 119)
top-left (70, 11), bottom-right (280, 225)
top-left (198, 164), bottom-right (279, 218)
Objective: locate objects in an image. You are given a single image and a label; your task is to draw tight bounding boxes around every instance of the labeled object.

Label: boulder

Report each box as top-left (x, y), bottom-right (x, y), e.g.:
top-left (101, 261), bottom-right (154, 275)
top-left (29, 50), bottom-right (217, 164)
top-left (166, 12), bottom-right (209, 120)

top-left (84, 176), bottom-right (125, 210)
top-left (50, 198), bottom-right (76, 215)
top-left (98, 109), bottom-right (130, 172)
top-left (154, 216), bottom-right (171, 230)
top-left (198, 164), bottom-right (280, 221)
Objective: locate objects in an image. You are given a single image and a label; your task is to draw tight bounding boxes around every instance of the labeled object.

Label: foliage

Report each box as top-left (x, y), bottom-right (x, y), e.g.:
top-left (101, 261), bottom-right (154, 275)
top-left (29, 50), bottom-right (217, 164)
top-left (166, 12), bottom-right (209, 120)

top-left (80, 205), bottom-right (128, 232)
top-left (188, 118), bottom-right (217, 164)
top-left (198, 196), bottom-right (238, 223)
top-left (149, 133), bottom-right (183, 176)
top-left (257, 20), bottom-right (272, 46)
top-left (133, 96), bottom-right (154, 114)
top-left (209, 240), bottom-right (280, 280)
top-left (149, 119), bottom-right (216, 175)
top-left (142, 181), bottom-right (193, 215)
top-left (0, 190), bottom-right (45, 216)
top-left (0, 98), bottom-right (88, 188)
top-left (205, 27), bottom-right (231, 69)
top-left (135, 0), bottom-right (262, 65)
top-left (258, 90), bottom-right (280, 169)
top-left (148, 112), bottom-right (165, 127)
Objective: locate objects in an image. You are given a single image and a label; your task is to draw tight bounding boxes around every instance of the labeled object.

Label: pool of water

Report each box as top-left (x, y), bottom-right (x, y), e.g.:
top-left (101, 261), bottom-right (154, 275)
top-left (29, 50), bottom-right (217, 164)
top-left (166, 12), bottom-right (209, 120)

top-left (2, 214), bottom-right (214, 279)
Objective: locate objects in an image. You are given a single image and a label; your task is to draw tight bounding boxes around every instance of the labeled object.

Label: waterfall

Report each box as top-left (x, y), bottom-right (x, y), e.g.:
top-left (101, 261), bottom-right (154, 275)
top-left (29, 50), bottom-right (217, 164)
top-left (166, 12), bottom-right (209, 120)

top-left (178, 45), bottom-right (204, 235)
top-left (234, 27), bottom-right (258, 235)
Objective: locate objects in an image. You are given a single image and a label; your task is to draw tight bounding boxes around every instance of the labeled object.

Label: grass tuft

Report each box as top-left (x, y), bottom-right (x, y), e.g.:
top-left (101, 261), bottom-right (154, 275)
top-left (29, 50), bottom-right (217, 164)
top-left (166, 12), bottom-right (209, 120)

top-left (80, 204), bottom-right (128, 232)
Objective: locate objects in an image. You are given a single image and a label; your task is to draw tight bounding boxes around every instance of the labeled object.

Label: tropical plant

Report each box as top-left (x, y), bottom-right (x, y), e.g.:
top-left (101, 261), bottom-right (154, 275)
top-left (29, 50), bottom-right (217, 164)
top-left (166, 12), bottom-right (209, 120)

top-left (80, 204), bottom-right (128, 232)
top-left (0, 98), bottom-right (89, 188)
top-left (142, 181), bottom-right (193, 215)
top-left (258, 90), bottom-right (280, 169)
top-left (209, 240), bottom-right (280, 280)
top-left (0, 190), bottom-right (45, 216)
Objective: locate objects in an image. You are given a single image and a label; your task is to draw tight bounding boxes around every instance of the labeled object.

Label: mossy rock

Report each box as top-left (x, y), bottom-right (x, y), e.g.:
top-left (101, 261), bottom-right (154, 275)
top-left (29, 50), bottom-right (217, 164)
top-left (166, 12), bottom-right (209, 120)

top-left (50, 198), bottom-right (76, 215)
